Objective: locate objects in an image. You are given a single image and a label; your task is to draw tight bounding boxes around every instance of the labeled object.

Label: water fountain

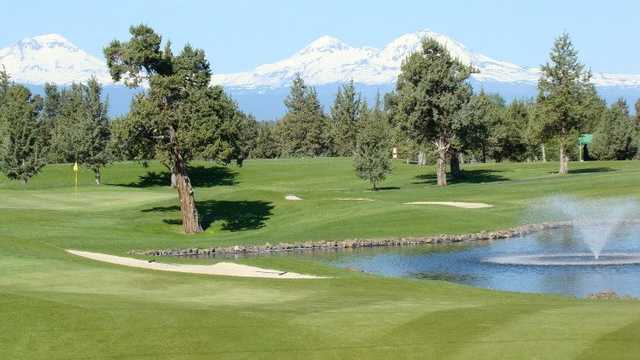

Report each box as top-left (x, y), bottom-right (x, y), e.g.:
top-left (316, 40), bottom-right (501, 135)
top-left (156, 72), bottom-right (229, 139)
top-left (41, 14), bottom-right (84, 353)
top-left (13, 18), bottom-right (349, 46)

top-left (485, 196), bottom-right (640, 266)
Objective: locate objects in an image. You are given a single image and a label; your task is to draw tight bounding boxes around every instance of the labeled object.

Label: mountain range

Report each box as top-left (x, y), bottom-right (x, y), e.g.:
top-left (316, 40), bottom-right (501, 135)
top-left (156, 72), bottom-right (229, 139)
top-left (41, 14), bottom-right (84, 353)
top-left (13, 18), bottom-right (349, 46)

top-left (2, 30), bottom-right (640, 119)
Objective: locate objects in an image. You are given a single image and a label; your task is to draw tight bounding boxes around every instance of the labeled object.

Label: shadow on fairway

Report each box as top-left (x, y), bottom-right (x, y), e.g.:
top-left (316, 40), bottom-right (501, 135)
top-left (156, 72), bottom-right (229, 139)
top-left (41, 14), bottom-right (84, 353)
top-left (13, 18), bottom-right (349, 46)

top-left (414, 169), bottom-right (507, 185)
top-left (567, 167), bottom-right (616, 175)
top-left (142, 200), bottom-right (274, 231)
top-left (118, 165), bottom-right (238, 188)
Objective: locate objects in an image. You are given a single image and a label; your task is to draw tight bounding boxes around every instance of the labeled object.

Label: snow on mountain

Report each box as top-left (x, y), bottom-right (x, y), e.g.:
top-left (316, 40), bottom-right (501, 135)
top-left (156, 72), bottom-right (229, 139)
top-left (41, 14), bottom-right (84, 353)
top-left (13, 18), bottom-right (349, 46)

top-left (213, 30), bottom-right (639, 89)
top-left (0, 34), bottom-right (111, 85)
top-left (2, 31), bottom-right (640, 91)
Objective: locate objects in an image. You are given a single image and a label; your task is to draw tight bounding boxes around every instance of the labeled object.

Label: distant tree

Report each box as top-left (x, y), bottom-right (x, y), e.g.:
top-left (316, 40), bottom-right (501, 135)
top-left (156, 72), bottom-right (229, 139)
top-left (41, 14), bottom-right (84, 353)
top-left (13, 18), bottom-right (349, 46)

top-left (537, 33), bottom-right (593, 174)
top-left (252, 122), bottom-right (280, 159)
top-left (50, 78), bottom-right (111, 184)
top-left (354, 99), bottom-right (392, 190)
top-left (591, 99), bottom-right (638, 160)
top-left (0, 84), bottom-right (47, 183)
top-left (105, 25), bottom-right (237, 233)
top-left (453, 91), bottom-right (493, 169)
top-left (330, 80), bottom-right (365, 156)
top-left (394, 39), bottom-right (473, 186)
top-left (232, 112), bottom-right (258, 166)
top-left (277, 74), bottom-right (330, 156)
top-left (635, 99), bottom-right (640, 127)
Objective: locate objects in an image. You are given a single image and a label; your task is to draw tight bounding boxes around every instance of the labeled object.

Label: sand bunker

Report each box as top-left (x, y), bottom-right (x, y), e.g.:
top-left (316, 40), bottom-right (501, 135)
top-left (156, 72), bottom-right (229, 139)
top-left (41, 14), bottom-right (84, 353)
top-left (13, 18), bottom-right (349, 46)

top-left (404, 201), bottom-right (493, 209)
top-left (285, 195), bottom-right (303, 201)
top-left (67, 250), bottom-right (326, 279)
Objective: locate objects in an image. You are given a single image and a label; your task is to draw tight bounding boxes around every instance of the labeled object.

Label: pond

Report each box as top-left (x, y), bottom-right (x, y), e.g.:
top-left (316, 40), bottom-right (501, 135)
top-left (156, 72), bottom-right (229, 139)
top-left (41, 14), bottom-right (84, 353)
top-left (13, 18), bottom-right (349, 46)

top-left (311, 225), bottom-right (640, 298)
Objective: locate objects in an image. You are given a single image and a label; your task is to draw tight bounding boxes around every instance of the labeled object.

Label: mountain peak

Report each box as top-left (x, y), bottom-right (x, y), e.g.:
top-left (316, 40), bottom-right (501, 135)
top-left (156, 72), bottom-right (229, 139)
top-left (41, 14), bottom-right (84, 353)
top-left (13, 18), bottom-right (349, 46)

top-left (0, 33), bottom-right (111, 85)
top-left (299, 36), bottom-right (349, 54)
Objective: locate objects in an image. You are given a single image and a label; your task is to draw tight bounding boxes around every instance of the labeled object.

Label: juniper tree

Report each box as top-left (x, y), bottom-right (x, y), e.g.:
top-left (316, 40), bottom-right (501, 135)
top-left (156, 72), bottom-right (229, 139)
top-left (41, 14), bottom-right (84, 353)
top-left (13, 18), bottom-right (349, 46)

top-left (0, 84), bottom-right (47, 184)
top-left (330, 80), bottom-right (364, 156)
top-left (537, 33), bottom-right (593, 174)
top-left (354, 98), bottom-right (392, 190)
top-left (394, 39), bottom-right (473, 186)
top-left (105, 25), bottom-right (207, 233)
top-left (105, 25), bottom-right (244, 233)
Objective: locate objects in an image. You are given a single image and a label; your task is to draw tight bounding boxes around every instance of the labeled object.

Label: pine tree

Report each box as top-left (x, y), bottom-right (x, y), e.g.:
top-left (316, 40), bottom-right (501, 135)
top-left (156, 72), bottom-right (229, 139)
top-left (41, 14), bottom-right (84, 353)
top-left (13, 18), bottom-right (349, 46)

top-left (354, 99), bottom-right (392, 190)
top-left (0, 84), bottom-right (47, 184)
top-left (393, 38), bottom-right (473, 186)
top-left (330, 80), bottom-right (364, 156)
top-left (634, 99), bottom-right (640, 127)
top-left (591, 99), bottom-right (638, 160)
top-left (537, 33), bottom-right (593, 174)
top-left (277, 74), bottom-right (330, 157)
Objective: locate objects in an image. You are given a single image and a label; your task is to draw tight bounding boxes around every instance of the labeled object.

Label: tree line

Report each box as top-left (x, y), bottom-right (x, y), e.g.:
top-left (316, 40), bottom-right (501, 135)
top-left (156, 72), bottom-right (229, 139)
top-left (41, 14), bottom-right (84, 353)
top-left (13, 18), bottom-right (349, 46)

top-left (0, 26), bottom-right (638, 232)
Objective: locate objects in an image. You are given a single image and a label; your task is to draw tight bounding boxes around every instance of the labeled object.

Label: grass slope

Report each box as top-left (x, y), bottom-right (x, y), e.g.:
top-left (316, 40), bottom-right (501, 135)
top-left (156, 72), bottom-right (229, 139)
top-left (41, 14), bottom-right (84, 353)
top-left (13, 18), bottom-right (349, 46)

top-left (1, 159), bottom-right (640, 359)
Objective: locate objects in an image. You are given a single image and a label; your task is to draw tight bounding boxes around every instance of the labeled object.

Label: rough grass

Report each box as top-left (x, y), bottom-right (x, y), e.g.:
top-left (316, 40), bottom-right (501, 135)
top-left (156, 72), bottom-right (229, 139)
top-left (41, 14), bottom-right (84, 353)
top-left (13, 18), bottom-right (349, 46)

top-left (1, 158), bottom-right (640, 359)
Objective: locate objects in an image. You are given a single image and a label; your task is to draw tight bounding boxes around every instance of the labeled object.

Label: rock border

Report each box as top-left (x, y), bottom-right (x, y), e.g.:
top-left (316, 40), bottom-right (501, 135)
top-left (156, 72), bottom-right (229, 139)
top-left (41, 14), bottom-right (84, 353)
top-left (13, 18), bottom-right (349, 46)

top-left (131, 221), bottom-right (578, 258)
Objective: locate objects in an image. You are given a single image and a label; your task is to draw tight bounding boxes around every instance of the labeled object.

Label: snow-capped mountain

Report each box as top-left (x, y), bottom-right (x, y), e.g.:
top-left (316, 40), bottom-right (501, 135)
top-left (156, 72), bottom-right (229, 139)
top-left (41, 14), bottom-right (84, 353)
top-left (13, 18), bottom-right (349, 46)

top-left (213, 30), bottom-right (640, 89)
top-left (2, 31), bottom-right (640, 119)
top-left (0, 34), bottom-right (111, 85)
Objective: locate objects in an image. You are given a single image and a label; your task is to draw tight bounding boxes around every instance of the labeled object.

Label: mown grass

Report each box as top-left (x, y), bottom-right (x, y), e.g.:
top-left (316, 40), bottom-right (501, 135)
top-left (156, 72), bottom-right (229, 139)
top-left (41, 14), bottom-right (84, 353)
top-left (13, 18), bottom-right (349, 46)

top-left (1, 158), bottom-right (640, 359)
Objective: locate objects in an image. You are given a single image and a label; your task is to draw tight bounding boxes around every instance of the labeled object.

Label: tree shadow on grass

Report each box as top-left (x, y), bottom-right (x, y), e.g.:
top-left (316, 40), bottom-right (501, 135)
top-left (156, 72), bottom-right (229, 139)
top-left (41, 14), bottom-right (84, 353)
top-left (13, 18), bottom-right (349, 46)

top-left (413, 169), bottom-right (507, 185)
top-left (117, 165), bottom-right (238, 188)
top-left (142, 200), bottom-right (274, 231)
top-left (568, 167), bottom-right (616, 175)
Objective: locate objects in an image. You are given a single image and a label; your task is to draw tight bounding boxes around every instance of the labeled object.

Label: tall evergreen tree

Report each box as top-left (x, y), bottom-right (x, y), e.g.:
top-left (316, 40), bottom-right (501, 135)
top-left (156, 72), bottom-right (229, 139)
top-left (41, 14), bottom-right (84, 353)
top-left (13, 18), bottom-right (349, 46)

top-left (591, 99), bottom-right (638, 160)
top-left (354, 99), bottom-right (392, 190)
top-left (394, 39), bottom-right (473, 186)
top-left (0, 84), bottom-right (47, 183)
top-left (330, 80), bottom-right (364, 156)
top-left (537, 33), bottom-right (593, 174)
top-left (50, 79), bottom-right (111, 184)
top-left (634, 99), bottom-right (640, 127)
top-left (277, 74), bottom-right (330, 157)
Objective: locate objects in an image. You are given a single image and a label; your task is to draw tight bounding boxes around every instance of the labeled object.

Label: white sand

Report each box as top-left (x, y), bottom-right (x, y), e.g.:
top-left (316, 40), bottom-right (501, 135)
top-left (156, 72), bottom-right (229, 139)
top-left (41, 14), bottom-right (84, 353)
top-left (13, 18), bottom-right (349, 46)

top-left (333, 198), bottom-right (374, 202)
top-left (403, 201), bottom-right (493, 209)
top-left (285, 195), bottom-right (303, 201)
top-left (67, 250), bottom-right (326, 279)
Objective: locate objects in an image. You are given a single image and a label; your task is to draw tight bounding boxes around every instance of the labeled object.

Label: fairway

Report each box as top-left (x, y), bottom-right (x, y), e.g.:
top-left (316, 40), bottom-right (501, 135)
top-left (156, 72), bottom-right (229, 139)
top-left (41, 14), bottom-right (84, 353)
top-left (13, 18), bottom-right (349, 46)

top-left (2, 159), bottom-right (640, 359)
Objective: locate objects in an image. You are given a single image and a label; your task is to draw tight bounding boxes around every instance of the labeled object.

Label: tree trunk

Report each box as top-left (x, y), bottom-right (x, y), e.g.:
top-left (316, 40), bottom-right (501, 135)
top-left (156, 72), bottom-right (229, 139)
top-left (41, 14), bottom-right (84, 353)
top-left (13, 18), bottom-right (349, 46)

top-left (169, 127), bottom-right (203, 234)
top-left (170, 172), bottom-right (177, 188)
top-left (541, 144), bottom-right (547, 163)
top-left (450, 150), bottom-right (461, 179)
top-left (417, 151), bottom-right (426, 166)
top-left (435, 139), bottom-right (448, 187)
top-left (94, 169), bottom-right (101, 185)
top-left (559, 142), bottom-right (569, 175)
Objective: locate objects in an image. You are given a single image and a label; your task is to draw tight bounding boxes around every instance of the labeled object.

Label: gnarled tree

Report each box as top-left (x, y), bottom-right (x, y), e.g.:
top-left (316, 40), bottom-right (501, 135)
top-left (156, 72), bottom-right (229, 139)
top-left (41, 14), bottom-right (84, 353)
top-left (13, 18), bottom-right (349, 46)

top-left (105, 25), bottom-right (220, 233)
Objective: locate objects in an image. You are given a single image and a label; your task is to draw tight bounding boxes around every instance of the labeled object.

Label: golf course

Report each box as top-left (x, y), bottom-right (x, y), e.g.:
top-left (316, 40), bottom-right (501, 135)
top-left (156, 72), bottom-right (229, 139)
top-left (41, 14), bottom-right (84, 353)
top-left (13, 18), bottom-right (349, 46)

top-left (2, 158), bottom-right (640, 359)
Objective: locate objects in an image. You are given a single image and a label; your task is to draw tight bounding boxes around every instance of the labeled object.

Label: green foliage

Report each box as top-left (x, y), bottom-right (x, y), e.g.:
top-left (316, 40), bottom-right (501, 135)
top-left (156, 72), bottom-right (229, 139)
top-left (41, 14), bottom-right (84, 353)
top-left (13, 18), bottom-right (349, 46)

top-left (330, 80), bottom-right (365, 156)
top-left (353, 102), bottom-right (392, 190)
top-left (591, 99), bottom-right (638, 160)
top-left (105, 25), bottom-right (243, 170)
top-left (49, 78), bottom-right (111, 183)
top-left (277, 74), bottom-right (330, 157)
top-left (394, 39), bottom-right (473, 147)
top-left (537, 33), bottom-right (593, 172)
top-left (0, 84), bottom-right (47, 183)
top-left (252, 122), bottom-right (280, 159)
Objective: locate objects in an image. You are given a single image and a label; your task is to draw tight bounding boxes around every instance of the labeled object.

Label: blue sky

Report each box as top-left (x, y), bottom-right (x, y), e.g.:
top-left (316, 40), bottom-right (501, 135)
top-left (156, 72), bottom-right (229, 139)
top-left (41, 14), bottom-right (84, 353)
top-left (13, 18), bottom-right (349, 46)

top-left (2, 0), bottom-right (639, 74)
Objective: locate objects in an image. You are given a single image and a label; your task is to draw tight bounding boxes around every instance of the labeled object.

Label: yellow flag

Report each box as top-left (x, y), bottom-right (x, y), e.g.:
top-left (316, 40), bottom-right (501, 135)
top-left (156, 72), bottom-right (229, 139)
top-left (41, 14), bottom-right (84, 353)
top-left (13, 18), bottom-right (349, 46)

top-left (73, 162), bottom-right (79, 172)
